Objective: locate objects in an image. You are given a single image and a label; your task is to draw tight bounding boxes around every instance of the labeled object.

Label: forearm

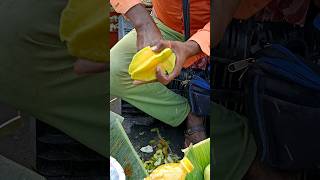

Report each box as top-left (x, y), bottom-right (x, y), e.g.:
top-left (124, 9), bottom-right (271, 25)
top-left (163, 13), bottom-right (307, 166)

top-left (188, 22), bottom-right (210, 56)
top-left (184, 40), bottom-right (202, 58)
top-left (125, 4), bottom-right (156, 31)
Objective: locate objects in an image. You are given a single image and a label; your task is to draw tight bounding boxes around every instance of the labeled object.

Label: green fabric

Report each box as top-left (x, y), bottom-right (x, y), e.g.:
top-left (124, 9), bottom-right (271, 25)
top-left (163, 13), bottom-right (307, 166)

top-left (0, 0), bottom-right (107, 157)
top-left (110, 111), bottom-right (148, 179)
top-left (211, 102), bottom-right (257, 180)
top-left (110, 18), bottom-right (190, 127)
top-left (60, 0), bottom-right (108, 62)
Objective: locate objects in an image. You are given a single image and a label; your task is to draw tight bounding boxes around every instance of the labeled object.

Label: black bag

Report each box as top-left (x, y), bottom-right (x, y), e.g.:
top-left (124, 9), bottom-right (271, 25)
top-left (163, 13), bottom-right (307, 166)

top-left (244, 44), bottom-right (320, 169)
top-left (189, 75), bottom-right (211, 116)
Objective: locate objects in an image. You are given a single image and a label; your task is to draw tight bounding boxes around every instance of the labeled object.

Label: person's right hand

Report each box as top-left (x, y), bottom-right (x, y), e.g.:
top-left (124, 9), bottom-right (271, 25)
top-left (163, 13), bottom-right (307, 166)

top-left (125, 4), bottom-right (162, 51)
top-left (135, 21), bottom-right (162, 51)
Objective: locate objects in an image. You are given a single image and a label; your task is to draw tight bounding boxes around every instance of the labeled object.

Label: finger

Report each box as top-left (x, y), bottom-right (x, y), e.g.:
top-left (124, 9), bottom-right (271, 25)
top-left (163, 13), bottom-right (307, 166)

top-left (133, 80), bottom-right (157, 85)
top-left (167, 66), bottom-right (180, 81)
top-left (156, 61), bottom-right (181, 85)
top-left (156, 66), bottom-right (172, 85)
top-left (170, 57), bottom-right (183, 78)
top-left (133, 80), bottom-right (145, 85)
top-left (151, 40), bottom-right (171, 52)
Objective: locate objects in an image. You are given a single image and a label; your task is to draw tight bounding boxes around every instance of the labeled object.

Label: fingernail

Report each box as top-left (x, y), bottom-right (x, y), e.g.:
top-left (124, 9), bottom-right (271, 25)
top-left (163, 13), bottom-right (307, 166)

top-left (151, 46), bottom-right (157, 51)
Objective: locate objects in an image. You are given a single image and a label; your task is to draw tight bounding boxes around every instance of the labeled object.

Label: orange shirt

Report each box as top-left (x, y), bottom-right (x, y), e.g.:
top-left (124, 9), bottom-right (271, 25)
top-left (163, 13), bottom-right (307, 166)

top-left (110, 0), bottom-right (210, 68)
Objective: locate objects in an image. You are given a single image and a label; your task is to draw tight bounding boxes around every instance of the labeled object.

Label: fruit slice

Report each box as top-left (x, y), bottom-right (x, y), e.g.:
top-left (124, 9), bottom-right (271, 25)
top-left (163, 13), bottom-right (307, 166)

top-left (128, 46), bottom-right (176, 81)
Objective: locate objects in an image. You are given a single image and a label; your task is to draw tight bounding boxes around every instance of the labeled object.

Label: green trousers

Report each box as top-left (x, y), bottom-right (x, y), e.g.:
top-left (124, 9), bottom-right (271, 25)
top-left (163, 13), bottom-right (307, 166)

top-left (211, 102), bottom-right (257, 180)
top-left (110, 18), bottom-right (190, 127)
top-left (0, 155), bottom-right (45, 180)
top-left (0, 0), bottom-right (107, 157)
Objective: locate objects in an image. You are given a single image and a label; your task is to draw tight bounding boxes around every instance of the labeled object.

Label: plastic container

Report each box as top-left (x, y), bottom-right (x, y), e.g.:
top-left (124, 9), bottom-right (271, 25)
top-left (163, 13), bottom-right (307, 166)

top-left (144, 157), bottom-right (194, 180)
top-left (110, 156), bottom-right (126, 180)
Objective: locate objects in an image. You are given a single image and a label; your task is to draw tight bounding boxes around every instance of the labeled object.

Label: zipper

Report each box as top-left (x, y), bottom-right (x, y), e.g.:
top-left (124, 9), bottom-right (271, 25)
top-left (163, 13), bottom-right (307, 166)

top-left (228, 58), bottom-right (256, 85)
top-left (228, 58), bottom-right (255, 73)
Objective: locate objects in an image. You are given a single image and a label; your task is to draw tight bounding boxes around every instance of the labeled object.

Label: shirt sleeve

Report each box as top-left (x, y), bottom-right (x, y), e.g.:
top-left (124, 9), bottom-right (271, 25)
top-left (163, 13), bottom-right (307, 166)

top-left (188, 22), bottom-right (210, 56)
top-left (110, 0), bottom-right (141, 14)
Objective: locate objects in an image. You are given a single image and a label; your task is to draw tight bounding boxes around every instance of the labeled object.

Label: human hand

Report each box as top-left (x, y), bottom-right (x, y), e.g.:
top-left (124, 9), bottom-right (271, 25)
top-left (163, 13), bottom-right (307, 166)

top-left (125, 4), bottom-right (162, 50)
top-left (133, 40), bottom-right (201, 85)
top-left (135, 22), bottom-right (162, 51)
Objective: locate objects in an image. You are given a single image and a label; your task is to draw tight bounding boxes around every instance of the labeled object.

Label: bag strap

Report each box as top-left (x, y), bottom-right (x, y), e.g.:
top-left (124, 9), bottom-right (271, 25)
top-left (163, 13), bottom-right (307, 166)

top-left (182, 0), bottom-right (190, 41)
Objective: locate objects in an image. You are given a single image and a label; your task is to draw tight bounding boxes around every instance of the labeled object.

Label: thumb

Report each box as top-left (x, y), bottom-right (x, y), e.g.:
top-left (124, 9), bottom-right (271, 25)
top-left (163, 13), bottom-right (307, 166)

top-left (151, 40), bottom-right (171, 52)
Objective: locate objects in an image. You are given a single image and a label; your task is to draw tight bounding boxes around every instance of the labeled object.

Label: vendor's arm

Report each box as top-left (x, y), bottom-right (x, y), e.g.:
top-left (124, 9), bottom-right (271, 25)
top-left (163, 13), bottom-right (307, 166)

top-left (151, 40), bottom-right (201, 85)
top-left (150, 22), bottom-right (209, 85)
top-left (189, 22), bottom-right (210, 56)
top-left (110, 0), bottom-right (140, 14)
top-left (111, 0), bottom-right (162, 50)
top-left (180, 22), bottom-right (210, 68)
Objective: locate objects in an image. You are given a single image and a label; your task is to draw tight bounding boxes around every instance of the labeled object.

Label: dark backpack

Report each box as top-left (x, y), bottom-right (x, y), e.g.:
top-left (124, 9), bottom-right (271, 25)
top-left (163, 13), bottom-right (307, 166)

top-left (243, 43), bottom-right (320, 169)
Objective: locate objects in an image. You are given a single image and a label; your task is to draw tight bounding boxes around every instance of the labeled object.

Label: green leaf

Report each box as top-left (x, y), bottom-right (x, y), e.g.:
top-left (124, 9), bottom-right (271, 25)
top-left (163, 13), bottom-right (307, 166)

top-left (184, 138), bottom-right (210, 180)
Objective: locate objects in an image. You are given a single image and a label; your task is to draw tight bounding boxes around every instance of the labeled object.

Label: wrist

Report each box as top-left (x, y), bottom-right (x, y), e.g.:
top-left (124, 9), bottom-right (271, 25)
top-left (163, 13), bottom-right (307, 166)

top-left (184, 40), bottom-right (201, 57)
top-left (135, 21), bottom-right (156, 33)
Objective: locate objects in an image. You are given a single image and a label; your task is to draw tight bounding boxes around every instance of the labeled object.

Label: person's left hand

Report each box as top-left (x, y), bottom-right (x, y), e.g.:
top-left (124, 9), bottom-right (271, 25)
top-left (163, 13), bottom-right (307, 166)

top-left (133, 40), bottom-right (201, 85)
